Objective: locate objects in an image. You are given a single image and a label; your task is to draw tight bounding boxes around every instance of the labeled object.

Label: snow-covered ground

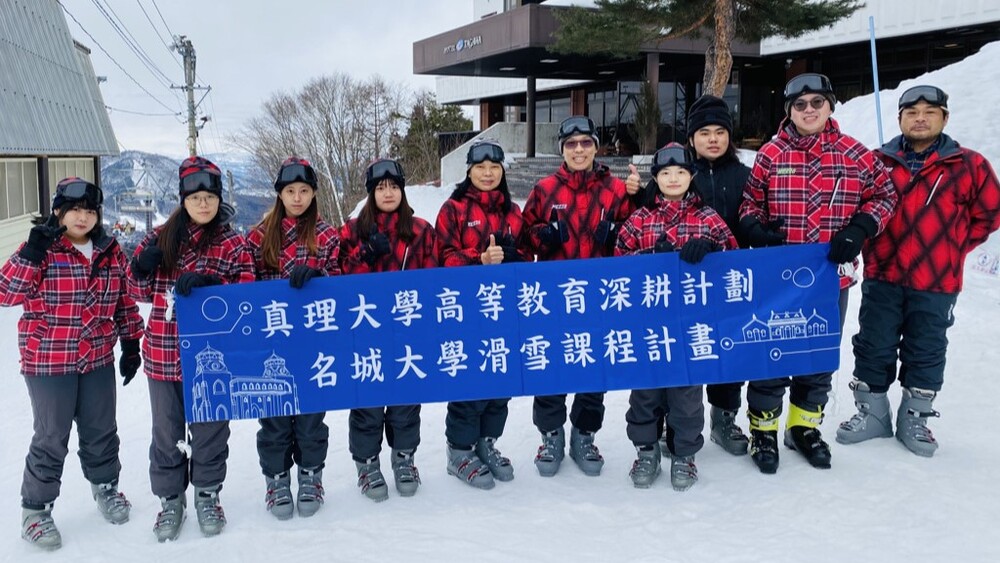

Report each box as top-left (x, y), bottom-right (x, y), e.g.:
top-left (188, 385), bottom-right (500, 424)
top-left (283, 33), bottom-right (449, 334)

top-left (3, 45), bottom-right (1000, 563)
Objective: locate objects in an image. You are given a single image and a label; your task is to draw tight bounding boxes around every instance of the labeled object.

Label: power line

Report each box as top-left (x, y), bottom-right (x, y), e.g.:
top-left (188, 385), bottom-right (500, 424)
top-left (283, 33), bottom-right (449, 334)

top-left (58, 0), bottom-right (178, 113)
top-left (151, 0), bottom-right (177, 40)
top-left (136, 0), bottom-right (183, 71)
top-left (90, 0), bottom-right (174, 89)
top-left (105, 104), bottom-right (181, 117)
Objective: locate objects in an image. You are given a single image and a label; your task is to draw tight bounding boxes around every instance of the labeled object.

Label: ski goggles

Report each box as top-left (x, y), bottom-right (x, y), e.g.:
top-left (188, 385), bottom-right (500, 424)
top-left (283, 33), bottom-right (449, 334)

top-left (652, 145), bottom-right (691, 169)
top-left (276, 162), bottom-right (318, 186)
top-left (784, 73), bottom-right (834, 100)
top-left (466, 140), bottom-right (505, 165)
top-left (365, 159), bottom-right (405, 192)
top-left (180, 170), bottom-right (223, 196)
top-left (55, 179), bottom-right (103, 207)
top-left (898, 85), bottom-right (949, 111)
top-left (558, 116), bottom-right (597, 140)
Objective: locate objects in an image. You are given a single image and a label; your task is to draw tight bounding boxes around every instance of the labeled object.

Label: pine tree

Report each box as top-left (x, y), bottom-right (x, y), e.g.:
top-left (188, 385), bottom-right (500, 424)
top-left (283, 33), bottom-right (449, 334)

top-left (552, 0), bottom-right (863, 96)
top-left (395, 91), bottom-right (473, 184)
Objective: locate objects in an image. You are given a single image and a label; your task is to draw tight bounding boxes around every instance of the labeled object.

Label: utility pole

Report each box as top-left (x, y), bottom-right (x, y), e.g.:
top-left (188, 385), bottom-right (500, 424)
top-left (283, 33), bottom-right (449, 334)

top-left (171, 36), bottom-right (211, 157)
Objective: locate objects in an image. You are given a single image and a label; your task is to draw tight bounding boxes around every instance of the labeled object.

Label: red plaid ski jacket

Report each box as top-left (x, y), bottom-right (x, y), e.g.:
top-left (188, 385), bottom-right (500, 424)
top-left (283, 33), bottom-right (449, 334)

top-left (615, 194), bottom-right (738, 256)
top-left (247, 217), bottom-right (342, 281)
top-left (338, 212), bottom-right (437, 274)
top-left (434, 188), bottom-right (529, 266)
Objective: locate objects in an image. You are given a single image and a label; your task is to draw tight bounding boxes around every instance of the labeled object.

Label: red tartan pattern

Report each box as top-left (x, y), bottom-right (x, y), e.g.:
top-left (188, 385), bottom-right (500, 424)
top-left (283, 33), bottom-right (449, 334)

top-left (1, 234), bottom-right (143, 376)
top-left (522, 162), bottom-right (639, 261)
top-left (338, 212), bottom-right (437, 274)
top-left (740, 117), bottom-right (897, 288)
top-left (864, 134), bottom-right (1000, 293)
top-left (127, 223), bottom-right (255, 382)
top-left (434, 188), bottom-right (528, 267)
top-left (615, 194), bottom-right (738, 256)
top-left (246, 217), bottom-right (342, 281)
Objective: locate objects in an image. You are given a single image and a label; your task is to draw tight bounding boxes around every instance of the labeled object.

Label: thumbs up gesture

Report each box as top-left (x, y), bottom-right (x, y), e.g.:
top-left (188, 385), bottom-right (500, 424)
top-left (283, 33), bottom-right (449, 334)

top-left (625, 163), bottom-right (641, 195)
top-left (481, 233), bottom-right (505, 265)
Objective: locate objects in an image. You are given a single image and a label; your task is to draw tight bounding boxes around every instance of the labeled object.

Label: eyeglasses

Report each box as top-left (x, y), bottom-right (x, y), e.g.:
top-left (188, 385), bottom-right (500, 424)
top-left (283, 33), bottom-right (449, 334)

top-left (185, 193), bottom-right (220, 206)
top-left (558, 116), bottom-right (596, 139)
top-left (180, 170), bottom-right (223, 196)
top-left (365, 159), bottom-right (405, 191)
top-left (898, 85), bottom-right (949, 111)
top-left (56, 180), bottom-right (103, 206)
top-left (563, 138), bottom-right (595, 151)
top-left (276, 163), bottom-right (317, 186)
top-left (784, 73), bottom-right (834, 99)
top-left (467, 140), bottom-right (505, 165)
top-left (791, 97), bottom-right (828, 112)
top-left (652, 145), bottom-right (690, 168)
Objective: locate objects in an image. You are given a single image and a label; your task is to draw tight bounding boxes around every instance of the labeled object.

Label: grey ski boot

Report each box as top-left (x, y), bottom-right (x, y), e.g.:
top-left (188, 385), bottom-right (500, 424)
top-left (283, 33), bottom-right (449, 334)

top-left (21, 504), bottom-right (61, 550)
top-left (629, 443), bottom-right (662, 489)
top-left (534, 428), bottom-right (565, 477)
top-left (152, 495), bottom-right (185, 543)
top-left (476, 437), bottom-right (514, 482)
top-left (355, 458), bottom-right (389, 503)
top-left (391, 449), bottom-right (421, 497)
top-left (710, 407), bottom-right (750, 456)
top-left (91, 481), bottom-right (131, 524)
top-left (670, 455), bottom-right (698, 492)
top-left (193, 485), bottom-right (226, 537)
top-left (836, 380), bottom-right (893, 444)
top-left (297, 467), bottom-right (324, 517)
top-left (447, 445), bottom-right (495, 490)
top-left (264, 472), bottom-right (293, 520)
top-left (896, 387), bottom-right (940, 457)
top-left (569, 427), bottom-right (604, 476)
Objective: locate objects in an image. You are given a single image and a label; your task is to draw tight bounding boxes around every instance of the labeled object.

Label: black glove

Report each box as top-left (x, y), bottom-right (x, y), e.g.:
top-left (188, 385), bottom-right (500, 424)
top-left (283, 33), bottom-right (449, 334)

top-left (18, 218), bottom-right (66, 264)
top-left (742, 217), bottom-right (787, 248)
top-left (118, 339), bottom-right (141, 386)
top-left (828, 214), bottom-right (878, 264)
top-left (361, 229), bottom-right (391, 266)
top-left (679, 238), bottom-right (719, 264)
top-left (653, 233), bottom-right (675, 254)
top-left (131, 238), bottom-right (163, 279)
top-left (174, 272), bottom-right (223, 297)
top-left (289, 265), bottom-right (324, 289)
top-left (594, 218), bottom-right (618, 249)
top-left (492, 231), bottom-right (517, 249)
top-left (500, 246), bottom-right (523, 263)
top-left (538, 208), bottom-right (569, 248)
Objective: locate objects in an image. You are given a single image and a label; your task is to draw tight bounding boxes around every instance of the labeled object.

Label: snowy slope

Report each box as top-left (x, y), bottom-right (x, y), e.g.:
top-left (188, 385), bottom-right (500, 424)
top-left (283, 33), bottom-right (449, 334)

top-left (3, 48), bottom-right (1000, 563)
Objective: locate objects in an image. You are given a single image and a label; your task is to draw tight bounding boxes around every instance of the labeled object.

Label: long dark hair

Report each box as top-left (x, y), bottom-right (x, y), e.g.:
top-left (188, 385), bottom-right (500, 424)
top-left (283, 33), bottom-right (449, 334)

top-left (449, 171), bottom-right (513, 215)
top-left (157, 205), bottom-right (224, 277)
top-left (357, 182), bottom-right (415, 243)
top-left (256, 193), bottom-right (319, 271)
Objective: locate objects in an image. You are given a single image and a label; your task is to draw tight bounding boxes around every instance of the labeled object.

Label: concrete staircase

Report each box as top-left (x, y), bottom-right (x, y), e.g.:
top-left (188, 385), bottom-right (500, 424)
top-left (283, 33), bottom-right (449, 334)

top-left (504, 156), bottom-right (642, 200)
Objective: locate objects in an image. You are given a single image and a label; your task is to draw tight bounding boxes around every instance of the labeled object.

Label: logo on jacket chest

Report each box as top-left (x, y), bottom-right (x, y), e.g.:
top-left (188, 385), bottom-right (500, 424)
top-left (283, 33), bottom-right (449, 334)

top-left (776, 167), bottom-right (795, 176)
top-left (467, 220), bottom-right (481, 227)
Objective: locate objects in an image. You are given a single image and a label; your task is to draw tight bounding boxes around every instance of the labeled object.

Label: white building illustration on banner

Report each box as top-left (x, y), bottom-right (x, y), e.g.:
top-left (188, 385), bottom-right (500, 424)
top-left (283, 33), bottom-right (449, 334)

top-left (741, 309), bottom-right (831, 343)
top-left (190, 344), bottom-right (300, 423)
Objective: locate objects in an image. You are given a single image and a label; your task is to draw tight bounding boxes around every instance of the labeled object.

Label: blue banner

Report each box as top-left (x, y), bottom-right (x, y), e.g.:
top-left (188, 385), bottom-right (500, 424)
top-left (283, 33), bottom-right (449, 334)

top-left (177, 245), bottom-right (842, 423)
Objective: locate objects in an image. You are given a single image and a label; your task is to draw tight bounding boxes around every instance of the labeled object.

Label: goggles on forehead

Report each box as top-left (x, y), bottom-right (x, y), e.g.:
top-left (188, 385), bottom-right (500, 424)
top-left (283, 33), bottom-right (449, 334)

top-left (277, 163), bottom-right (318, 186)
top-left (784, 73), bottom-right (834, 100)
top-left (180, 170), bottom-right (223, 196)
top-left (558, 116), bottom-right (597, 139)
top-left (652, 145), bottom-right (690, 168)
top-left (56, 180), bottom-right (103, 206)
top-left (365, 159), bottom-right (405, 191)
top-left (467, 141), bottom-right (505, 165)
top-left (898, 85), bottom-right (949, 111)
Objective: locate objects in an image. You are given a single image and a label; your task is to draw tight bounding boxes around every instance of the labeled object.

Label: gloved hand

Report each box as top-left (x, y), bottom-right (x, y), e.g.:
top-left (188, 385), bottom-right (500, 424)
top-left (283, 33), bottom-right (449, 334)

top-left (742, 217), bottom-right (787, 248)
top-left (131, 238), bottom-right (163, 279)
top-left (594, 218), bottom-right (619, 250)
top-left (538, 208), bottom-right (569, 248)
top-left (501, 246), bottom-right (523, 263)
top-left (174, 272), bottom-right (222, 297)
top-left (118, 339), bottom-right (141, 386)
top-left (289, 265), bottom-right (324, 289)
top-left (828, 214), bottom-right (878, 264)
top-left (679, 238), bottom-right (719, 264)
top-left (653, 233), bottom-right (675, 254)
top-left (361, 229), bottom-right (391, 265)
top-left (492, 231), bottom-right (517, 249)
top-left (18, 218), bottom-right (66, 264)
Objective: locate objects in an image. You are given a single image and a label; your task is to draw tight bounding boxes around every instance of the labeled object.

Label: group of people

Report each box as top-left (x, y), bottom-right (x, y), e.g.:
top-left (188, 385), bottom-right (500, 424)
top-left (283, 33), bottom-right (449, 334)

top-left (3, 72), bottom-right (998, 551)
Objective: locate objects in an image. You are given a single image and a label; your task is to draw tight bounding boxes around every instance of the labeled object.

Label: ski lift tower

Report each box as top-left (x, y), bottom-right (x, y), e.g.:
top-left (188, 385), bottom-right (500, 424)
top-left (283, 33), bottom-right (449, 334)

top-left (120, 189), bottom-right (156, 232)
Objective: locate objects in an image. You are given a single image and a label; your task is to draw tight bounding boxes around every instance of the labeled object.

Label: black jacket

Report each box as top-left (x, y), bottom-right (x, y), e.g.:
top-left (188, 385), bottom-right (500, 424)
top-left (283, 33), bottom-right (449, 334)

top-left (691, 154), bottom-right (750, 248)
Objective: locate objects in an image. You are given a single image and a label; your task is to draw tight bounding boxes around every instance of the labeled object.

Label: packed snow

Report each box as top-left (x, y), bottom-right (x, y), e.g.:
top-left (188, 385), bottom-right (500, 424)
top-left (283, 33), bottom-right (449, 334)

top-left (3, 45), bottom-right (1000, 563)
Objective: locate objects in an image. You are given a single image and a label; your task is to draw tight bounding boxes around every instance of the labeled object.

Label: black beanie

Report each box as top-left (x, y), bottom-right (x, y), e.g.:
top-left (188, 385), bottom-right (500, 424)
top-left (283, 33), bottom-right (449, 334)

top-left (687, 95), bottom-right (733, 136)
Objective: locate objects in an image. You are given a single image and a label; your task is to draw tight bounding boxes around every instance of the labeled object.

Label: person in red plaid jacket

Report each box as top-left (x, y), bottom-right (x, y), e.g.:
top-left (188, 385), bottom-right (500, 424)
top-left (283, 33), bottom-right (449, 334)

top-left (338, 158), bottom-right (437, 503)
top-left (616, 143), bottom-right (737, 492)
top-left (838, 86), bottom-right (1000, 457)
top-left (434, 139), bottom-right (525, 491)
top-left (738, 73), bottom-right (897, 474)
top-left (127, 156), bottom-right (254, 542)
top-left (1, 178), bottom-right (143, 550)
top-left (522, 115), bottom-right (643, 479)
top-left (246, 157), bottom-right (340, 520)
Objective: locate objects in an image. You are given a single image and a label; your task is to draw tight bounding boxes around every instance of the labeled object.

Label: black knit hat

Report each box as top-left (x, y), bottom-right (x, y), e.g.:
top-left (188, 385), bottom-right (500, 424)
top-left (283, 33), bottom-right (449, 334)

top-left (687, 95), bottom-right (733, 136)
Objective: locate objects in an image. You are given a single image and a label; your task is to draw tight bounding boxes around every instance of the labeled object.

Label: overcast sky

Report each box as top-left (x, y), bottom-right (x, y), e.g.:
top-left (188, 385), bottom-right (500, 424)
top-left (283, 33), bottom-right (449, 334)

top-left (64, 0), bottom-right (474, 157)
